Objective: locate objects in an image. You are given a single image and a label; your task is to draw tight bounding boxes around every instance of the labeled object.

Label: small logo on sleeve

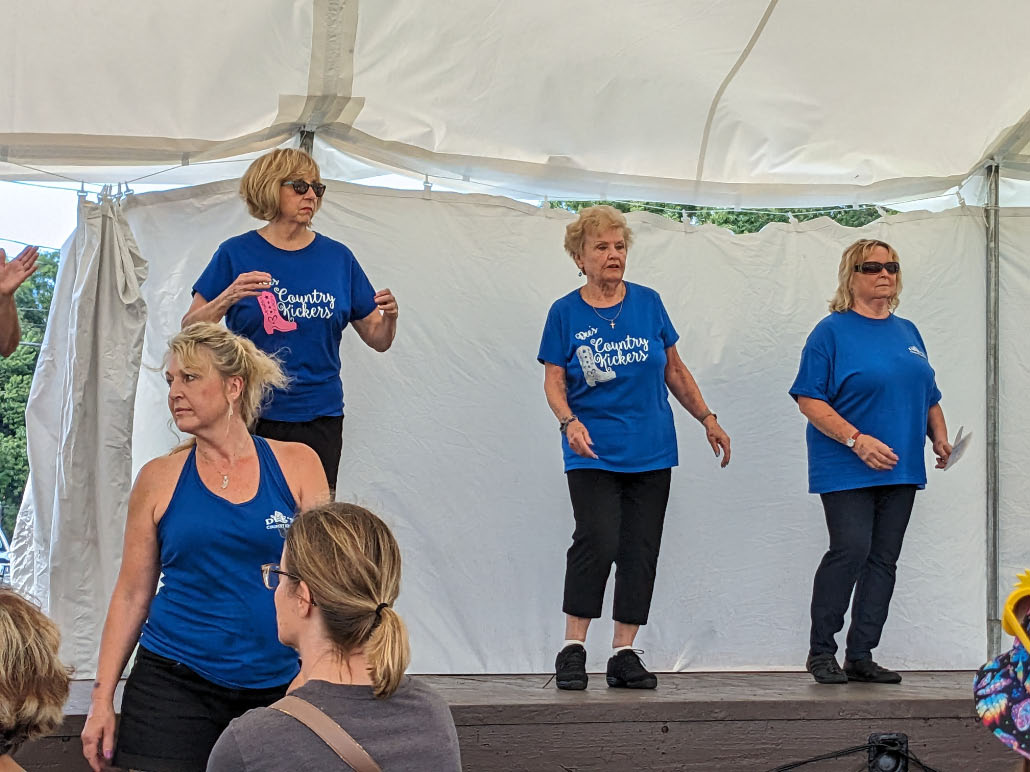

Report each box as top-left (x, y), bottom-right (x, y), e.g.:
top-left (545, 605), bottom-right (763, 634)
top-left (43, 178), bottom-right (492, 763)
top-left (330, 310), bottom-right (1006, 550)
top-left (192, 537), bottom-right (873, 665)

top-left (908, 345), bottom-right (927, 359)
top-left (265, 511), bottom-right (293, 532)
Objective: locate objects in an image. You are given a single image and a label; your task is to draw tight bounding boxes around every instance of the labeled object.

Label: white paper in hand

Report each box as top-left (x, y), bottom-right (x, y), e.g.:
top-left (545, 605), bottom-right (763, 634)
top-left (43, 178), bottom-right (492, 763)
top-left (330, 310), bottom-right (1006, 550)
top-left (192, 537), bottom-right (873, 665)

top-left (943, 426), bottom-right (971, 470)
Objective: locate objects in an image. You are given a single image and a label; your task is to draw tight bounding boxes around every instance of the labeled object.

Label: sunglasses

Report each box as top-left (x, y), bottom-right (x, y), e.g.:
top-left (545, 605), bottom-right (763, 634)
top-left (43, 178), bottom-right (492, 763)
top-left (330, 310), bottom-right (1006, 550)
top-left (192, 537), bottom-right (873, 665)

top-left (282, 180), bottom-right (326, 197)
top-left (854, 260), bottom-right (900, 275)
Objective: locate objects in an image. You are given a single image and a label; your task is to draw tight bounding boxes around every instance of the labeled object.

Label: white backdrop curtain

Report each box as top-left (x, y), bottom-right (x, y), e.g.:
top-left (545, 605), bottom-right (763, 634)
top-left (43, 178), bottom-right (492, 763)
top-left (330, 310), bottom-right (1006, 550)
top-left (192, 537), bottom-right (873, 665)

top-left (11, 194), bottom-right (148, 675)
top-left (113, 182), bottom-right (987, 675)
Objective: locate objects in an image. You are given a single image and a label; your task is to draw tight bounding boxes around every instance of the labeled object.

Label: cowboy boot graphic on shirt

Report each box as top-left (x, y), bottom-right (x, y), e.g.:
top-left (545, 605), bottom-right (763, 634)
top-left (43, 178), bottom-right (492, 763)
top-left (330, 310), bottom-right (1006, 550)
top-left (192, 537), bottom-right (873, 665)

top-left (576, 345), bottom-right (616, 388)
top-left (258, 291), bottom-right (297, 334)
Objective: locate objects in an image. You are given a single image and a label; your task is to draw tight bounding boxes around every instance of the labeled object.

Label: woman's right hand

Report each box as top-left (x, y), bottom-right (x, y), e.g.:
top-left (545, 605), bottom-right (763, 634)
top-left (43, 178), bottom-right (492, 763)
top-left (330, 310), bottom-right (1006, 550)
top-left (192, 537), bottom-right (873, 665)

top-left (81, 700), bottom-right (117, 771)
top-left (222, 270), bottom-right (273, 305)
top-left (852, 434), bottom-right (898, 471)
top-left (566, 420), bottom-right (598, 459)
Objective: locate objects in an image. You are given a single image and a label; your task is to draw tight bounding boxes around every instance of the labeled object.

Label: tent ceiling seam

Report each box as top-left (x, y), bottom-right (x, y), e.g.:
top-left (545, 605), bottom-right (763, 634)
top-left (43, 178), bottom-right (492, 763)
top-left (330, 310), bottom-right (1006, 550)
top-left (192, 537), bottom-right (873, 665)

top-left (695, 0), bottom-right (779, 183)
top-left (300, 0), bottom-right (362, 133)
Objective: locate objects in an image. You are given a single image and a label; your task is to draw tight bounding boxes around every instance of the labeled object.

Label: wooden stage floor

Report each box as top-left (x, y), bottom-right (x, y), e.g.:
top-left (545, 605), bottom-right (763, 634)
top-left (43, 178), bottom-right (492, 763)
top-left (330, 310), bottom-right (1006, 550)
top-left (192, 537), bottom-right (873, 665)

top-left (17, 671), bottom-right (1012, 771)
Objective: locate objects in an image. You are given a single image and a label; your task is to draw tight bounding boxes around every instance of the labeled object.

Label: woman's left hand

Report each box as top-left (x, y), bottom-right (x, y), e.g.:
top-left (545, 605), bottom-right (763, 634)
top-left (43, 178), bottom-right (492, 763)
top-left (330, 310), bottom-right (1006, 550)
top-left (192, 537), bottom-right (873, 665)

top-left (932, 437), bottom-right (953, 469)
top-left (374, 288), bottom-right (398, 318)
top-left (704, 416), bottom-right (731, 468)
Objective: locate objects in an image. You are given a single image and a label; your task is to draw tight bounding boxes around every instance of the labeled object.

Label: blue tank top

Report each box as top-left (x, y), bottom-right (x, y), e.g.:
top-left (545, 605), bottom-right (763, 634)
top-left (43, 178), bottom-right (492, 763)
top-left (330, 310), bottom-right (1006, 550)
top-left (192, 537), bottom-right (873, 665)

top-left (139, 436), bottom-right (300, 689)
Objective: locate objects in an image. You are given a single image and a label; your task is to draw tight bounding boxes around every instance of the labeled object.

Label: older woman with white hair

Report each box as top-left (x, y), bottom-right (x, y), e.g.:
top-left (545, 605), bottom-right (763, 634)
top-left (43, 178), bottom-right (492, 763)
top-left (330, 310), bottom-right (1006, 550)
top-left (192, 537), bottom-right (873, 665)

top-left (81, 323), bottom-right (329, 772)
top-left (791, 239), bottom-right (951, 685)
top-left (539, 205), bottom-right (731, 692)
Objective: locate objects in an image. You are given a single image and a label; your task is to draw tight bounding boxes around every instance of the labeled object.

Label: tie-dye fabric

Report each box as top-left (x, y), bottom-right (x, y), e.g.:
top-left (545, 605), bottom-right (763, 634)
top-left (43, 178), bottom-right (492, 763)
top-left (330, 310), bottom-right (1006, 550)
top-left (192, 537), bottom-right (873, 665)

top-left (975, 620), bottom-right (1030, 761)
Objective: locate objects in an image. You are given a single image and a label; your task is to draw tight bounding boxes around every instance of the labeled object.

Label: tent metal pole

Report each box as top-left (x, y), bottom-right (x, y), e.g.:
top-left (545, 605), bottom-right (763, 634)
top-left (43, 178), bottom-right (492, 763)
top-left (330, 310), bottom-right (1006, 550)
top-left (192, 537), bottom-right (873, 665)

top-left (299, 130), bottom-right (315, 155)
top-left (986, 161), bottom-right (1002, 656)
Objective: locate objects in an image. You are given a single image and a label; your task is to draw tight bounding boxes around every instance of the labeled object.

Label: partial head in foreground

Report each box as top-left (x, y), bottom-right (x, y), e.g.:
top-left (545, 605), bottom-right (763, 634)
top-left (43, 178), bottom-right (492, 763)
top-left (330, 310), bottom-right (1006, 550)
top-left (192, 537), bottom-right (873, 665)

top-left (0, 589), bottom-right (70, 758)
top-left (278, 502), bottom-right (410, 697)
top-left (829, 238), bottom-right (903, 313)
top-left (240, 148), bottom-right (324, 223)
top-left (166, 322), bottom-right (287, 432)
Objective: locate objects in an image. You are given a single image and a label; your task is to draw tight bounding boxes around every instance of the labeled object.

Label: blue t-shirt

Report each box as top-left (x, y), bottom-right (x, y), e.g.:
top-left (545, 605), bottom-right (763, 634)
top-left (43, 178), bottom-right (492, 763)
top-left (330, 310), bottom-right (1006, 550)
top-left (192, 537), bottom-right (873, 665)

top-left (538, 282), bottom-right (680, 473)
top-left (139, 436), bottom-right (300, 689)
top-left (193, 231), bottom-right (378, 422)
top-left (789, 310), bottom-right (942, 494)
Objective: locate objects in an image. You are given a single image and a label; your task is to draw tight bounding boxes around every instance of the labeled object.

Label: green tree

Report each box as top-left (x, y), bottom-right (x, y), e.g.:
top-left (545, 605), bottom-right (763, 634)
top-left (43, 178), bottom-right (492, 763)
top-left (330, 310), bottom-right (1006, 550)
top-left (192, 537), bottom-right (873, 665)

top-left (550, 200), bottom-right (888, 232)
top-left (0, 249), bottom-right (58, 537)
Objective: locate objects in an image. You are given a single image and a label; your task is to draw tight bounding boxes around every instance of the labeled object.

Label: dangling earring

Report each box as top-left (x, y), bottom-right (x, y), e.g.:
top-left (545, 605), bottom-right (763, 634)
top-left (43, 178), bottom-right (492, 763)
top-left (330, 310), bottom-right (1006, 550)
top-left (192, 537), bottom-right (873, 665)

top-left (578, 269), bottom-right (583, 277)
top-left (225, 402), bottom-right (234, 438)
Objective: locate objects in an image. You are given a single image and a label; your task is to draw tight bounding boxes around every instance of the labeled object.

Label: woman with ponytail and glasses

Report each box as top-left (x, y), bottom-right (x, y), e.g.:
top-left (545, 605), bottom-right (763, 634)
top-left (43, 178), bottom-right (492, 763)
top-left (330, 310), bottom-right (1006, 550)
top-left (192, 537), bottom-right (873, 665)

top-left (81, 323), bottom-right (329, 772)
top-left (790, 239), bottom-right (952, 686)
top-left (184, 148), bottom-right (400, 492)
top-left (207, 503), bottom-right (461, 771)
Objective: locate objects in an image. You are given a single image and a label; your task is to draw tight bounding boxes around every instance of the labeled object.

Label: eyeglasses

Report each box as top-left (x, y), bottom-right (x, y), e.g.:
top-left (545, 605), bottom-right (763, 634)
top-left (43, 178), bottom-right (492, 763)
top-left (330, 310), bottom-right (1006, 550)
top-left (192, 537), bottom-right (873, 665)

top-left (281, 180), bottom-right (326, 197)
top-left (854, 261), bottom-right (900, 275)
top-left (260, 562), bottom-right (314, 601)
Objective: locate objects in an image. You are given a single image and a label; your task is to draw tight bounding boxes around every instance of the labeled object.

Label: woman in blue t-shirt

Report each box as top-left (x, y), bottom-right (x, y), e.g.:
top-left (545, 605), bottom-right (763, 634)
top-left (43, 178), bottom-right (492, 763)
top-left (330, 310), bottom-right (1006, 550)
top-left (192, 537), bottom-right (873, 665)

top-left (183, 149), bottom-right (399, 492)
top-left (789, 239), bottom-right (952, 686)
top-left (80, 324), bottom-right (329, 772)
top-left (538, 205), bottom-right (731, 691)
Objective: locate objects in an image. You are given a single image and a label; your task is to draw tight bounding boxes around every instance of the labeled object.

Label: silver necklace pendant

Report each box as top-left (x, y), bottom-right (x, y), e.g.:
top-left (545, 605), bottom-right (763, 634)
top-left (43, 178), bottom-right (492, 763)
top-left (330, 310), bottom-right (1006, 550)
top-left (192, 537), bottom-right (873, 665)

top-left (221, 475), bottom-right (229, 489)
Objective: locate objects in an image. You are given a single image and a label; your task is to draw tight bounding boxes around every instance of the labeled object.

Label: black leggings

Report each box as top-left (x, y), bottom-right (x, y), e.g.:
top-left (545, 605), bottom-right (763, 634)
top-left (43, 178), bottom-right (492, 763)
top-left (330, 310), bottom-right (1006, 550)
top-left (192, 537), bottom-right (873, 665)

top-left (809, 484), bottom-right (917, 662)
top-left (253, 414), bottom-right (343, 493)
top-left (563, 467), bottom-right (672, 625)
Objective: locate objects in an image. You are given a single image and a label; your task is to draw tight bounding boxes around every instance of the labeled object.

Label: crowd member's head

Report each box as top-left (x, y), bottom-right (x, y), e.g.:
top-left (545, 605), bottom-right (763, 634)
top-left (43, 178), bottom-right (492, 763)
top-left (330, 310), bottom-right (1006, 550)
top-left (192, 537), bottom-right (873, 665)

top-left (166, 322), bottom-right (287, 432)
top-left (829, 238), bottom-right (904, 313)
top-left (563, 205), bottom-right (634, 266)
top-left (240, 149), bottom-right (325, 223)
top-left (0, 589), bottom-right (69, 762)
top-left (275, 503), bottom-right (410, 697)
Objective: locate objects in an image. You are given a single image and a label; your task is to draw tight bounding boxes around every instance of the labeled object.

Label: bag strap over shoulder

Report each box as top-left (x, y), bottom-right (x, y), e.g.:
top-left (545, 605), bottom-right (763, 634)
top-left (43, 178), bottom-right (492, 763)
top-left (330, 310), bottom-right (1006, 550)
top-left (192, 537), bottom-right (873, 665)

top-left (270, 694), bottom-right (382, 772)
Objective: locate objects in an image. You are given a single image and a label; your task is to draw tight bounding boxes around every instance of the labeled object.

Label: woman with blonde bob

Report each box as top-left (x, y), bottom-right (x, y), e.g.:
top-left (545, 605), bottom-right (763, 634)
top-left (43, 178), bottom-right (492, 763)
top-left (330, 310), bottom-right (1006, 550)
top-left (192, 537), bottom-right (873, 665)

top-left (184, 148), bottom-right (400, 491)
top-left (81, 323), bottom-right (329, 772)
top-left (790, 239), bottom-right (951, 685)
top-left (207, 503), bottom-right (461, 771)
top-left (0, 589), bottom-right (69, 771)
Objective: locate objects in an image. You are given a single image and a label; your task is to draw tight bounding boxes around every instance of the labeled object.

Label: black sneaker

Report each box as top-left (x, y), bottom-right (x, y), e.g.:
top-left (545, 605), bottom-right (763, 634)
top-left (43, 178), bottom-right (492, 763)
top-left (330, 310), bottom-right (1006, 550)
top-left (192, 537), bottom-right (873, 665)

top-left (606, 649), bottom-right (658, 689)
top-left (554, 644), bottom-right (588, 690)
top-left (806, 653), bottom-right (848, 684)
top-left (843, 658), bottom-right (902, 684)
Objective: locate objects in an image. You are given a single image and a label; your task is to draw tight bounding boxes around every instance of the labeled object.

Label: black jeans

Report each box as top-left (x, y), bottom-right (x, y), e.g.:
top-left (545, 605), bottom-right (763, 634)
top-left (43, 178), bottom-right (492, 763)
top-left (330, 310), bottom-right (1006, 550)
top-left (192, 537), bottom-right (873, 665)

top-left (809, 484), bottom-right (917, 663)
top-left (563, 467), bottom-right (672, 625)
top-left (115, 646), bottom-right (290, 772)
top-left (254, 414), bottom-right (343, 493)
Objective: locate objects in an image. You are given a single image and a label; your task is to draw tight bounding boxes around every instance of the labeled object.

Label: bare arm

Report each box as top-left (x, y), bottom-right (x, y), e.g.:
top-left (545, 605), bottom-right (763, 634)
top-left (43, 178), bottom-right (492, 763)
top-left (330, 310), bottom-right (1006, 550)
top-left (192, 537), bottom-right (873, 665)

top-left (664, 345), bottom-right (730, 467)
top-left (181, 270), bottom-right (272, 328)
top-left (796, 396), bottom-right (898, 471)
top-left (927, 402), bottom-right (952, 469)
top-left (272, 441), bottom-right (331, 510)
top-left (543, 362), bottom-right (597, 459)
top-left (0, 246), bottom-right (39, 357)
top-left (351, 288), bottom-right (399, 353)
top-left (81, 462), bottom-right (164, 770)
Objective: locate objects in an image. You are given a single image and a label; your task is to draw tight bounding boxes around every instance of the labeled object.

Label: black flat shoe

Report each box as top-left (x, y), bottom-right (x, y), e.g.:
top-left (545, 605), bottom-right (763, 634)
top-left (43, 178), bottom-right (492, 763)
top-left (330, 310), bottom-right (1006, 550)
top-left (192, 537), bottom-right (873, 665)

top-left (806, 653), bottom-right (848, 684)
top-left (843, 658), bottom-right (902, 684)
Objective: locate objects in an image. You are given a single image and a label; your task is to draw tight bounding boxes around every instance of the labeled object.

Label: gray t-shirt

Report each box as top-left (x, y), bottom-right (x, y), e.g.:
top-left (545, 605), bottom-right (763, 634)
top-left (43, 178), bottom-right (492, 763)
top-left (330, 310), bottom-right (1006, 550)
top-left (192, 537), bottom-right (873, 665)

top-left (206, 677), bottom-right (461, 772)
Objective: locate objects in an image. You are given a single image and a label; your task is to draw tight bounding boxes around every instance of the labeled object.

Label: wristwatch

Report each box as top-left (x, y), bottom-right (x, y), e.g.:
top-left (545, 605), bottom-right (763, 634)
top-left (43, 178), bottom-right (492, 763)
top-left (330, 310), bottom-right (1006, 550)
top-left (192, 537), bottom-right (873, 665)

top-left (845, 430), bottom-right (861, 448)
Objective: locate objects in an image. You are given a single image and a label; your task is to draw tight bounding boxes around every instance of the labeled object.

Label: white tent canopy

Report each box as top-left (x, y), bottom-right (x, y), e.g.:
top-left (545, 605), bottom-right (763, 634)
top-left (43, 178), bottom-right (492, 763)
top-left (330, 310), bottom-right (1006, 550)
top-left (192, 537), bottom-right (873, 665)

top-left (5, 1), bottom-right (1030, 675)
top-left (6, 0), bottom-right (1030, 204)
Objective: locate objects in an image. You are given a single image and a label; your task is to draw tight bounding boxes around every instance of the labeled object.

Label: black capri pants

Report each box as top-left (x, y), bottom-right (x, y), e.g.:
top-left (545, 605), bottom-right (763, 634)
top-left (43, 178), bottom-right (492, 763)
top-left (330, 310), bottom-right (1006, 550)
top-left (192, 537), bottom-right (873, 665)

top-left (563, 467), bottom-right (672, 625)
top-left (254, 414), bottom-right (343, 493)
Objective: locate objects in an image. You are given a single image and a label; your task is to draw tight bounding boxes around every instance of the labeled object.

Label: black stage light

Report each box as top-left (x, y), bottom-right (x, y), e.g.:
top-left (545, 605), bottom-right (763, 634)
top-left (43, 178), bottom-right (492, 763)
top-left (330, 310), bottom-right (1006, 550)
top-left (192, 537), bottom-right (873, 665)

top-left (868, 732), bottom-right (908, 772)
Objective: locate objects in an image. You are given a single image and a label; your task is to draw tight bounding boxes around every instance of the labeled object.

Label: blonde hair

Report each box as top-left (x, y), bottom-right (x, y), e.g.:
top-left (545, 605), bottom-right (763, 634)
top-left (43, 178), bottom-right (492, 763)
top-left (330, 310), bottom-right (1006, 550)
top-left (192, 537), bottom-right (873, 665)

top-left (240, 148), bottom-right (323, 222)
top-left (167, 323), bottom-right (288, 430)
top-left (563, 205), bottom-right (634, 261)
top-left (829, 239), bottom-right (903, 313)
top-left (284, 503), bottom-right (410, 698)
top-left (0, 589), bottom-right (69, 756)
